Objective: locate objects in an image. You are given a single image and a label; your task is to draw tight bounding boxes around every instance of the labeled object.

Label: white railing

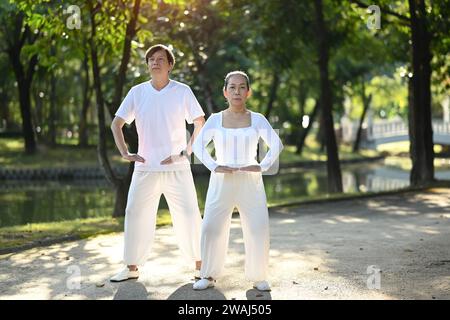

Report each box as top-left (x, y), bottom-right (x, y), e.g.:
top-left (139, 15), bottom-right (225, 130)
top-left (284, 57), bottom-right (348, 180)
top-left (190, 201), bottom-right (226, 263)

top-left (368, 120), bottom-right (408, 140)
top-left (341, 117), bottom-right (450, 144)
top-left (433, 121), bottom-right (450, 135)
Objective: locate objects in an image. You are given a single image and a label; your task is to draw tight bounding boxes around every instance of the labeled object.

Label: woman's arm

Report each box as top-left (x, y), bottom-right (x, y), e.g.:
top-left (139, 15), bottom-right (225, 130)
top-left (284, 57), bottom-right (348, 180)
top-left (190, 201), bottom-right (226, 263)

top-left (192, 115), bottom-right (220, 172)
top-left (257, 114), bottom-right (284, 172)
top-left (187, 116), bottom-right (206, 155)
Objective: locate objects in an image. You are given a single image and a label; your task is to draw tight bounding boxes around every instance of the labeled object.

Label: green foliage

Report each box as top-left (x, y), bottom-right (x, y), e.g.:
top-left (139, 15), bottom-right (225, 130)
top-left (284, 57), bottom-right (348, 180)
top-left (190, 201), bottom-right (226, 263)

top-left (0, 0), bottom-right (448, 151)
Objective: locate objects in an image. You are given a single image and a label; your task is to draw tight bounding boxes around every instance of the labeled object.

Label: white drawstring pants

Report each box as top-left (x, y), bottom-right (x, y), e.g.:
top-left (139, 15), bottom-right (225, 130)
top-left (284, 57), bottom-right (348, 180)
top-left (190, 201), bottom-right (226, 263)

top-left (123, 170), bottom-right (202, 266)
top-left (199, 171), bottom-right (270, 282)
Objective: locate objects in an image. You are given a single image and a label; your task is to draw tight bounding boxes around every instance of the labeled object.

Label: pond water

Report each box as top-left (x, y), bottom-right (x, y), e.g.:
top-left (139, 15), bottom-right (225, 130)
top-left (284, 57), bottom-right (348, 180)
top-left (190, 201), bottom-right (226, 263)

top-left (1, 162), bottom-right (449, 227)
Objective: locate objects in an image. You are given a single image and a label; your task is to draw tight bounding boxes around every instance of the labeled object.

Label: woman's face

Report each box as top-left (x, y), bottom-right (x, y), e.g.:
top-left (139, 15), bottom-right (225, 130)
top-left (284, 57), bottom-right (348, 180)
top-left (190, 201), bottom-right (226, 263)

top-left (223, 74), bottom-right (251, 107)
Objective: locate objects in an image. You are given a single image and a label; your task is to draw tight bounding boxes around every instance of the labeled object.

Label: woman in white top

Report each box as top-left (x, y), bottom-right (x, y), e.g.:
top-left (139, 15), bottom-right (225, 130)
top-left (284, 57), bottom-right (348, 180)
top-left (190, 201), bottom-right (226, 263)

top-left (192, 71), bottom-right (283, 291)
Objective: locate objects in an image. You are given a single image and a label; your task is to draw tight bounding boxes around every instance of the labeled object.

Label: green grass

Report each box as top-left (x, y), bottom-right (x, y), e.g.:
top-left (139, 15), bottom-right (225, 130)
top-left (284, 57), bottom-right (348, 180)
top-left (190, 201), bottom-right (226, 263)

top-left (3, 181), bottom-right (450, 251)
top-left (279, 135), bottom-right (379, 163)
top-left (384, 156), bottom-right (450, 171)
top-left (0, 209), bottom-right (172, 250)
top-left (376, 140), bottom-right (444, 155)
top-left (4, 136), bottom-right (448, 170)
top-left (2, 136), bottom-right (380, 169)
top-left (267, 180), bottom-right (450, 208)
top-left (0, 138), bottom-right (126, 169)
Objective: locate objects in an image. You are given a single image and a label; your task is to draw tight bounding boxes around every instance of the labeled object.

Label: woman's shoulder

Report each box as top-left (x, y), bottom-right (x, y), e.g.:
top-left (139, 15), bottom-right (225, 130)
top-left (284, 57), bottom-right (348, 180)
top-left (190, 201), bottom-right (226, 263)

top-left (204, 112), bottom-right (222, 125)
top-left (207, 112), bottom-right (222, 119)
top-left (250, 111), bottom-right (270, 126)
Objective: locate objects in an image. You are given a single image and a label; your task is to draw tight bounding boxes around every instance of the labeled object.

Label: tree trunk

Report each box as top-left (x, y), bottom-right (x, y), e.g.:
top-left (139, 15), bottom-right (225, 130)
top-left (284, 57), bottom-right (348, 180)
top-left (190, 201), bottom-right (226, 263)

top-left (49, 69), bottom-right (57, 146)
top-left (296, 99), bottom-right (320, 155)
top-left (89, 0), bottom-right (142, 217)
top-left (31, 80), bottom-right (43, 142)
top-left (0, 90), bottom-right (9, 130)
top-left (112, 163), bottom-right (134, 218)
top-left (353, 79), bottom-right (371, 152)
top-left (79, 49), bottom-right (91, 147)
top-left (88, 1), bottom-right (118, 187)
top-left (6, 16), bottom-right (38, 154)
top-left (314, 0), bottom-right (343, 193)
top-left (264, 73), bottom-right (280, 118)
top-left (11, 54), bottom-right (37, 154)
top-left (185, 35), bottom-right (215, 116)
top-left (110, 0), bottom-right (141, 117)
top-left (408, 0), bottom-right (434, 186)
top-left (298, 80), bottom-right (307, 118)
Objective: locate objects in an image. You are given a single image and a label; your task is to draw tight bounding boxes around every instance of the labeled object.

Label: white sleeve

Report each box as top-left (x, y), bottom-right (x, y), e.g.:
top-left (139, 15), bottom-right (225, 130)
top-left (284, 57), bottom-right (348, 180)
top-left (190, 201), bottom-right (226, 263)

top-left (192, 114), bottom-right (219, 172)
top-left (256, 114), bottom-right (284, 172)
top-left (115, 87), bottom-right (135, 125)
top-left (184, 86), bottom-right (205, 124)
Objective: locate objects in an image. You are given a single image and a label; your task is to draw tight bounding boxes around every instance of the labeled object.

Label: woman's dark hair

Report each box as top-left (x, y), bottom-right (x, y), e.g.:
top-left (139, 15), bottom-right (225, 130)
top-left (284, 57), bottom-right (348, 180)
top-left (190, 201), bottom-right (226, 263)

top-left (223, 71), bottom-right (250, 90)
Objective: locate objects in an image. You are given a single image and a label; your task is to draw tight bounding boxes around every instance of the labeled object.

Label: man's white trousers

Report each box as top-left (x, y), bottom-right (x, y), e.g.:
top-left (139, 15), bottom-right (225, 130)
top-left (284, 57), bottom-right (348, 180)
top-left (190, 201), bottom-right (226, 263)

top-left (123, 170), bottom-right (202, 266)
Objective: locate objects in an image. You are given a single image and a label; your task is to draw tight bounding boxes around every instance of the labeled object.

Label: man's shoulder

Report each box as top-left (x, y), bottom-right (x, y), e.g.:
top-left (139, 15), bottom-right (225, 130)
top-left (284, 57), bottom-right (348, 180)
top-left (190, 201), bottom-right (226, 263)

top-left (124, 82), bottom-right (149, 96)
top-left (170, 79), bottom-right (192, 91)
top-left (130, 81), bottom-right (150, 91)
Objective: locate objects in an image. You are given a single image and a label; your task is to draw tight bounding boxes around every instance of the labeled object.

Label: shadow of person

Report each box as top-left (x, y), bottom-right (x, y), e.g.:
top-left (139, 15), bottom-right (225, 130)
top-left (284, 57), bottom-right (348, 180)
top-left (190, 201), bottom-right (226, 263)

top-left (167, 283), bottom-right (227, 300)
top-left (113, 280), bottom-right (149, 300)
top-left (246, 288), bottom-right (272, 300)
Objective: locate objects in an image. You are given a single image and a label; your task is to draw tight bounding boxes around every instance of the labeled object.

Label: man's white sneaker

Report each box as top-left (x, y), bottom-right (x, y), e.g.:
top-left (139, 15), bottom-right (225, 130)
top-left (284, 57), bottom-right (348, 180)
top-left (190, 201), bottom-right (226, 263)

top-left (110, 268), bottom-right (139, 282)
top-left (193, 278), bottom-right (215, 290)
top-left (253, 280), bottom-right (271, 292)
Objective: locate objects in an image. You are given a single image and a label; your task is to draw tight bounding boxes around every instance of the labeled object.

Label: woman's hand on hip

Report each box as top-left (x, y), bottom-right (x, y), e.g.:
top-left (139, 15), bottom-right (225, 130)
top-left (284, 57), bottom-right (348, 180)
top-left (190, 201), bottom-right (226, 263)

top-left (214, 166), bottom-right (238, 173)
top-left (238, 165), bottom-right (261, 172)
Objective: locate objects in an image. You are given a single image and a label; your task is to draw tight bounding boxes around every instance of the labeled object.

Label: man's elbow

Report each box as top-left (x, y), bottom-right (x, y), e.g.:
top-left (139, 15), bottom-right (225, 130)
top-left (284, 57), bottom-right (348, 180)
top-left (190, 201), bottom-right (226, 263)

top-left (194, 116), bottom-right (206, 127)
top-left (111, 117), bottom-right (123, 130)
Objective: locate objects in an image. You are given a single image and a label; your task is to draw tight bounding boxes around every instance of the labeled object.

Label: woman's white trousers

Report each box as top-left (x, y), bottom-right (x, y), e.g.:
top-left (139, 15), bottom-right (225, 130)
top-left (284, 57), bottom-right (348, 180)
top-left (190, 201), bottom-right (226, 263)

top-left (200, 171), bottom-right (269, 282)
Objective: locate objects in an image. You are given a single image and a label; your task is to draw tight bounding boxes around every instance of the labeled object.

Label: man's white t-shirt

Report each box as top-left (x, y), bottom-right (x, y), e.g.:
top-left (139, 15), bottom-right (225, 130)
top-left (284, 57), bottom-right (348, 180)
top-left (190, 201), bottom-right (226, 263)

top-left (115, 80), bottom-right (205, 172)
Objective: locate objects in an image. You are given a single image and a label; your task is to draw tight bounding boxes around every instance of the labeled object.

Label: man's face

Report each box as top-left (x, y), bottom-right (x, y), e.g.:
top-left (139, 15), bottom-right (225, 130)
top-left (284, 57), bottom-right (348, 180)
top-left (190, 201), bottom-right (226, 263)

top-left (147, 49), bottom-right (172, 77)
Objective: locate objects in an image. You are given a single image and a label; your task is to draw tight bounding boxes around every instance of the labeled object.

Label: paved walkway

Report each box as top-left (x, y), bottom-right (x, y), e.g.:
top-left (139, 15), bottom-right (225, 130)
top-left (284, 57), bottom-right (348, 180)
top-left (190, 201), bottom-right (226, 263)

top-left (1, 189), bottom-right (449, 300)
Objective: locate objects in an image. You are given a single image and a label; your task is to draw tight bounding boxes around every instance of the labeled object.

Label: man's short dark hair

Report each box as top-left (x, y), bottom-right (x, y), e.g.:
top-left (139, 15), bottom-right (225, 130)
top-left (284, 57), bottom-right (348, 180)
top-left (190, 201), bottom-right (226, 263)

top-left (145, 44), bottom-right (176, 66)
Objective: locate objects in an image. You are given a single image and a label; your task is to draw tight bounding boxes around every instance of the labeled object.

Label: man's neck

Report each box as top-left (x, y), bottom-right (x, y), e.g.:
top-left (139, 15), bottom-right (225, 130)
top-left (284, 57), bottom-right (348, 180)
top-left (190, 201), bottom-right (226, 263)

top-left (150, 77), bottom-right (170, 91)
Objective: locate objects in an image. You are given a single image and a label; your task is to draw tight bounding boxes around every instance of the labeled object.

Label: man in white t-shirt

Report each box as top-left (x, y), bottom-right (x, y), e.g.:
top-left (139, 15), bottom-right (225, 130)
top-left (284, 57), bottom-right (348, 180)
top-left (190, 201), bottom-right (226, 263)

top-left (109, 44), bottom-right (205, 282)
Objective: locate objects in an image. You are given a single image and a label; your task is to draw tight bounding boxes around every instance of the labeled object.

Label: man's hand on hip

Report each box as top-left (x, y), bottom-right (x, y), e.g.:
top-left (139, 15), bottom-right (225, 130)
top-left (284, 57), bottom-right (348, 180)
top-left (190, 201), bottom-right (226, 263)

top-left (160, 150), bottom-right (188, 165)
top-left (122, 152), bottom-right (146, 163)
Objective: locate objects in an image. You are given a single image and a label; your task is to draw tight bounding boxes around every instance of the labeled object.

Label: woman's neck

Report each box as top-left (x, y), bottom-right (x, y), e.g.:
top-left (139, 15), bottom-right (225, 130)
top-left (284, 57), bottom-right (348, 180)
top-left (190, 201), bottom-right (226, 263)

top-left (227, 105), bottom-right (247, 113)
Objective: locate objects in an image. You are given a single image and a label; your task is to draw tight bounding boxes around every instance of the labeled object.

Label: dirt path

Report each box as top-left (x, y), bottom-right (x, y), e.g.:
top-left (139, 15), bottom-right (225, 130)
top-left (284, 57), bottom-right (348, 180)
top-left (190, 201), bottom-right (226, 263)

top-left (1, 189), bottom-right (449, 300)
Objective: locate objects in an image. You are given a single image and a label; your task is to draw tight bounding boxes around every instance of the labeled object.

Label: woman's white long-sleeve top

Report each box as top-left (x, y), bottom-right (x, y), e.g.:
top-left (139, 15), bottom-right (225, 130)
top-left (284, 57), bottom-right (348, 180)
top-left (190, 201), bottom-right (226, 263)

top-left (192, 111), bottom-right (284, 172)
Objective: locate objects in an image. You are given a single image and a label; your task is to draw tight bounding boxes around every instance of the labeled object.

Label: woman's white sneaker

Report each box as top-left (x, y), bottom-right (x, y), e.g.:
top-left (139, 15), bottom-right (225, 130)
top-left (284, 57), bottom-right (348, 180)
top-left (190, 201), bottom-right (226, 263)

top-left (110, 268), bottom-right (139, 282)
top-left (193, 278), bottom-right (215, 290)
top-left (253, 280), bottom-right (271, 292)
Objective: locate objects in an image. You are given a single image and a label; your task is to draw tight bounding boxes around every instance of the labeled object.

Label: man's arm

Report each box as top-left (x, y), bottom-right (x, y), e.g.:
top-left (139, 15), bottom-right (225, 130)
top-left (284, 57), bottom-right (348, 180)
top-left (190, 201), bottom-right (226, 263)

top-left (110, 116), bottom-right (145, 163)
top-left (186, 116), bottom-right (206, 156)
top-left (160, 115), bottom-right (205, 165)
